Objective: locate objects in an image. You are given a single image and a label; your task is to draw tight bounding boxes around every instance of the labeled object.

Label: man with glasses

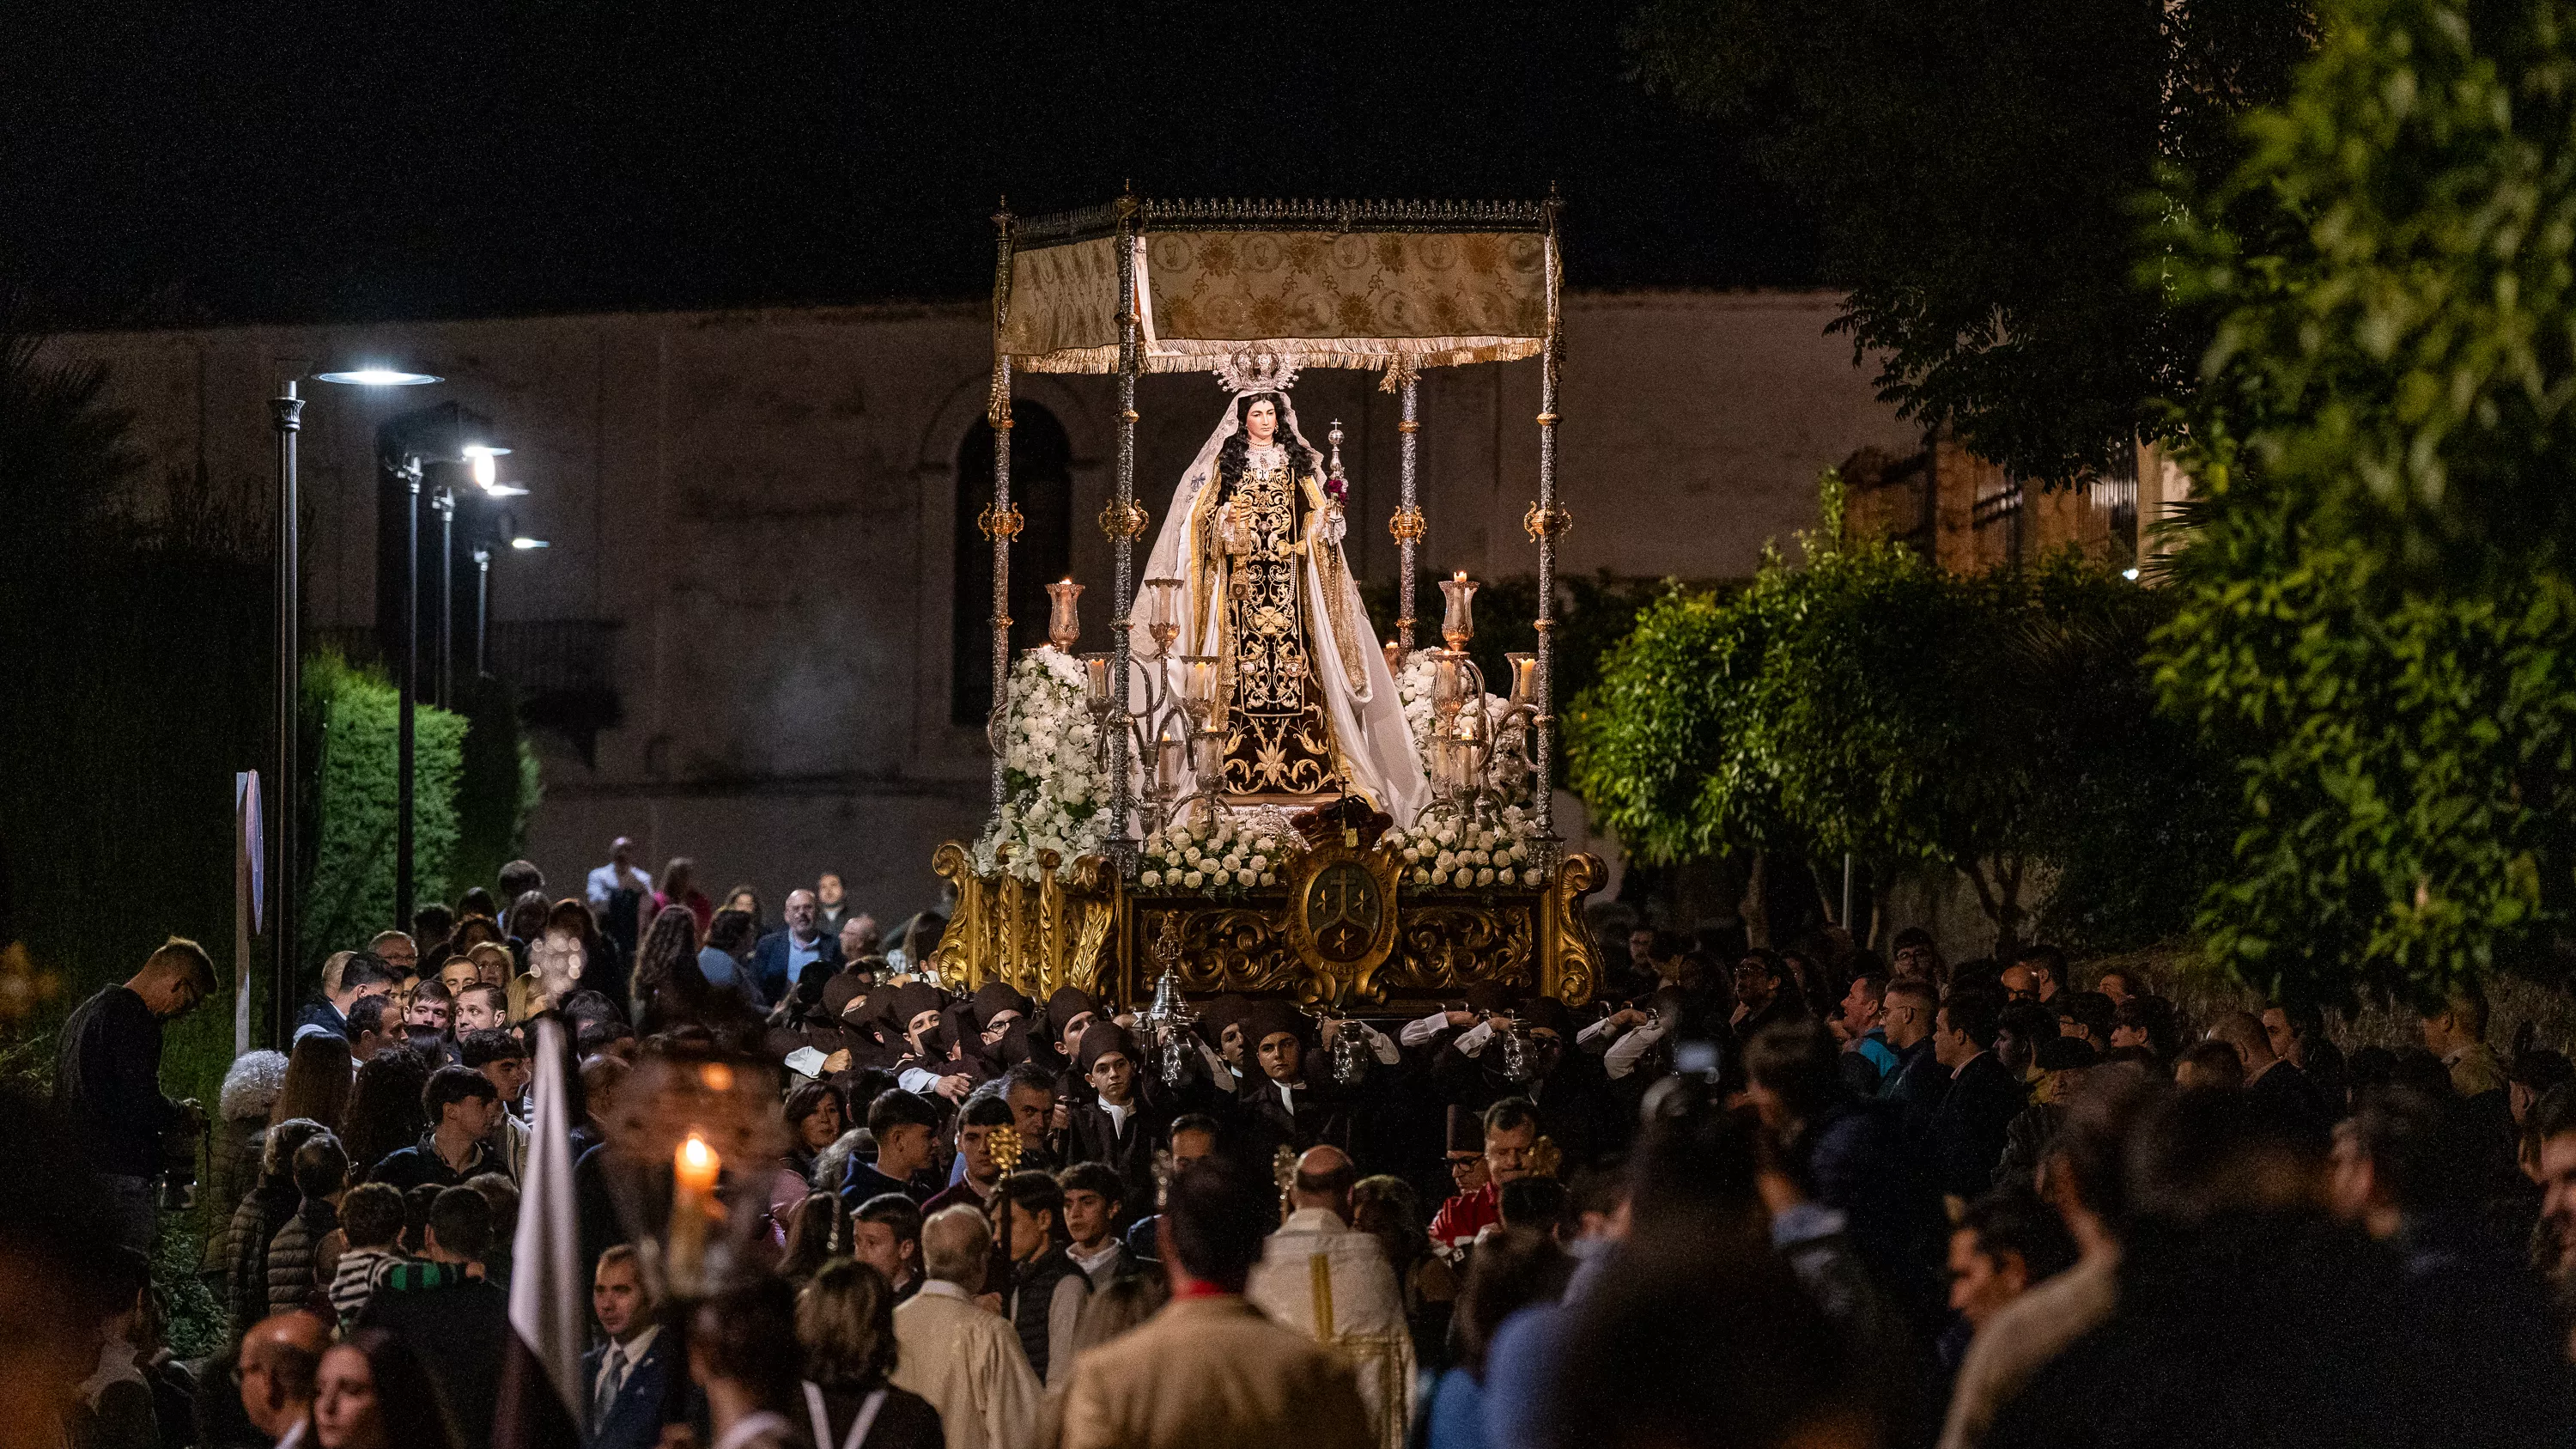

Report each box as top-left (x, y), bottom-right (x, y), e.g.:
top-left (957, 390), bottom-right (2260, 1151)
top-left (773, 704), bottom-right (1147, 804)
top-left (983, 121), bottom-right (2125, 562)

top-left (1429, 1099), bottom-right (1534, 1261)
top-left (53, 936), bottom-right (216, 1251)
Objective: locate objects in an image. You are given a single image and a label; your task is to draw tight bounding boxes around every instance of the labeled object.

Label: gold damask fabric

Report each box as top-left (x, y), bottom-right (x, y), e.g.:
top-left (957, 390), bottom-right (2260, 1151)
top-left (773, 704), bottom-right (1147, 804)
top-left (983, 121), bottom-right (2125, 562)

top-left (1209, 460), bottom-right (1338, 799)
top-left (1002, 229), bottom-right (1549, 374)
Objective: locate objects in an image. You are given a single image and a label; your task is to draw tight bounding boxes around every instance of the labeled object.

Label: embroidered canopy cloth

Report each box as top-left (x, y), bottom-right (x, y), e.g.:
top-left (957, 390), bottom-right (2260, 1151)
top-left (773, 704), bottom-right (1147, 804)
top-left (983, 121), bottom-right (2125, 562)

top-left (999, 200), bottom-right (1552, 374)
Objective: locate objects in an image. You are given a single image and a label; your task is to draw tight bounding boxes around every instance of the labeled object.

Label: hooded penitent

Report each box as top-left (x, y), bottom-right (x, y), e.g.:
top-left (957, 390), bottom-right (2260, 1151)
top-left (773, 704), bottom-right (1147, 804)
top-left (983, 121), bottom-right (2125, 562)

top-left (1077, 1021), bottom-right (1145, 1075)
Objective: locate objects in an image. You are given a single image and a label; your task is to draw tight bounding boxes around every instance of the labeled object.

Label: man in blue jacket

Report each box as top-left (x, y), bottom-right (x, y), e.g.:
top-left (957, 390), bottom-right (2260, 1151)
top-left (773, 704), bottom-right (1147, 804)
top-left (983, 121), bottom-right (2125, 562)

top-left (582, 1245), bottom-right (670, 1449)
top-left (748, 889), bottom-right (840, 1006)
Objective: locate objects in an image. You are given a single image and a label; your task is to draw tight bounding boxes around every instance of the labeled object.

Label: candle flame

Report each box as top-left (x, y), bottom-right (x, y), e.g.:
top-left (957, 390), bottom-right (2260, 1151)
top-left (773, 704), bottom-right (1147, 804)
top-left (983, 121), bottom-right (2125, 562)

top-left (681, 1135), bottom-right (715, 1171)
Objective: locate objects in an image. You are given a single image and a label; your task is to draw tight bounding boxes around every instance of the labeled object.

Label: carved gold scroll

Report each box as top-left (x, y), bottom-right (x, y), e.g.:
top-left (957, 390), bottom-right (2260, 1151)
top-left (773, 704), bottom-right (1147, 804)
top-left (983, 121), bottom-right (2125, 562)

top-left (928, 840), bottom-right (1604, 1010)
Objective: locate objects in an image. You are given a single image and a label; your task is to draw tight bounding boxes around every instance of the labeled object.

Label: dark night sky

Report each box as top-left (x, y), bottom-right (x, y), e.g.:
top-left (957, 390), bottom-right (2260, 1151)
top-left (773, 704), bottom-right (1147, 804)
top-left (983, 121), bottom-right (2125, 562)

top-left (0, 2), bottom-right (1818, 327)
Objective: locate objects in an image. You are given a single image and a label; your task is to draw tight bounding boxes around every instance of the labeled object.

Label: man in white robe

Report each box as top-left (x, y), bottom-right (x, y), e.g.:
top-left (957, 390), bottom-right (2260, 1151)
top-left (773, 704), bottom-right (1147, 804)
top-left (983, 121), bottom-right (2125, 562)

top-left (1242, 1146), bottom-right (1415, 1449)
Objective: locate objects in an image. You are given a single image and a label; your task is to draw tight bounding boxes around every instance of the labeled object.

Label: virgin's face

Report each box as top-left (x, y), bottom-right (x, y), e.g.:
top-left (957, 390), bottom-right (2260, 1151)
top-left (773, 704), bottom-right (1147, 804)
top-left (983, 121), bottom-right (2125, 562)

top-left (313, 1348), bottom-right (384, 1449)
top-left (1245, 399), bottom-right (1278, 445)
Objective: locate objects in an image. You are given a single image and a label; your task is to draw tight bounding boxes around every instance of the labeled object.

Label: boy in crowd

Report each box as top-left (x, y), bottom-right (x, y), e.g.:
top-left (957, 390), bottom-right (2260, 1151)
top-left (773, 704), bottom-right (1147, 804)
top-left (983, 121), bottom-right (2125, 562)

top-left (329, 1181), bottom-right (410, 1328)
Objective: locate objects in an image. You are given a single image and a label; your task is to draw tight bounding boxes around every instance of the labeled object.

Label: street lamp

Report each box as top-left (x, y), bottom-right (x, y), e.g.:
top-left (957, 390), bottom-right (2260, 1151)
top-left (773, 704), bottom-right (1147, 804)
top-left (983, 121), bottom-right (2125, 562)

top-left (377, 402), bottom-right (501, 933)
top-left (268, 361), bottom-right (443, 1050)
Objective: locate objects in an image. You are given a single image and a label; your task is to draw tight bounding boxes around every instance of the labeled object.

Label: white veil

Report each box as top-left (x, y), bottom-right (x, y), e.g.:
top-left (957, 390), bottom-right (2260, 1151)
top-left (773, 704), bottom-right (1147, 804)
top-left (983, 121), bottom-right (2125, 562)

top-left (1127, 380), bottom-right (1431, 828)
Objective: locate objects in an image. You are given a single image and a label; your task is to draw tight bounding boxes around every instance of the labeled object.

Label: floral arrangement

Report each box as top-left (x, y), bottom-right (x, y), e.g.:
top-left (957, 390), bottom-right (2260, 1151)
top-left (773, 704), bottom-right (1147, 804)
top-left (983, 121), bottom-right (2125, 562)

top-left (1382, 802), bottom-right (1551, 892)
top-left (1139, 813), bottom-right (1295, 894)
top-left (972, 648), bottom-right (1112, 882)
top-left (1394, 648), bottom-right (1530, 794)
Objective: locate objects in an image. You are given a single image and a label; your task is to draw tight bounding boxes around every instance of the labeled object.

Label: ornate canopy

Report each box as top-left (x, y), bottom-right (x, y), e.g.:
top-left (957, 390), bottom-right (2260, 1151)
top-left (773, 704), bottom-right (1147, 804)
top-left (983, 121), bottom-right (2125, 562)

top-left (998, 197), bottom-right (1557, 374)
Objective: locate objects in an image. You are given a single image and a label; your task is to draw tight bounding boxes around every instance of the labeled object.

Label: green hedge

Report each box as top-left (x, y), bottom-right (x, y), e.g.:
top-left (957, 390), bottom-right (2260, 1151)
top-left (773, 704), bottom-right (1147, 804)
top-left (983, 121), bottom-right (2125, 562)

top-left (300, 651), bottom-right (467, 974)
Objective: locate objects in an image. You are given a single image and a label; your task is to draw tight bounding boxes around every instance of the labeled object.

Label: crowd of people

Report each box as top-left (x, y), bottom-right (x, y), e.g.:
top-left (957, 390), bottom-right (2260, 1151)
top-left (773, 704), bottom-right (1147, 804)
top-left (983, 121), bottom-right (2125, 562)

top-left (27, 837), bottom-right (2576, 1449)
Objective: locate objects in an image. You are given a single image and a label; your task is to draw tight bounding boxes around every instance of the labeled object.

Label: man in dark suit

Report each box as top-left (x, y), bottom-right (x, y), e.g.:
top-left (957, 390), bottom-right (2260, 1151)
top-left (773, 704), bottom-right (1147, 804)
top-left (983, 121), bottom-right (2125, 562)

top-left (749, 889), bottom-right (841, 1006)
top-left (359, 1187), bottom-right (508, 1449)
top-left (1926, 988), bottom-right (2026, 1208)
top-left (581, 1245), bottom-right (669, 1449)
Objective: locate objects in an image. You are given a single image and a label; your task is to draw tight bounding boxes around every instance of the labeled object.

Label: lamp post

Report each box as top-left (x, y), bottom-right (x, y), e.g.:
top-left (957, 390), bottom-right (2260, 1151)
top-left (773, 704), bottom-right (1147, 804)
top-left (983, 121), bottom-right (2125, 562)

top-left (375, 401), bottom-right (500, 935)
top-left (266, 363), bottom-right (439, 1050)
top-left (430, 484), bottom-right (455, 709)
top-left (269, 383), bottom-right (304, 1053)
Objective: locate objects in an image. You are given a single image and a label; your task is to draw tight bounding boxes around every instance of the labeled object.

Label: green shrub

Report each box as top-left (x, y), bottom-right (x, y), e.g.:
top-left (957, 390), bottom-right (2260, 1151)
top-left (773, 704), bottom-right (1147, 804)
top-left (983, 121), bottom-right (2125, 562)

top-left (300, 651), bottom-right (467, 977)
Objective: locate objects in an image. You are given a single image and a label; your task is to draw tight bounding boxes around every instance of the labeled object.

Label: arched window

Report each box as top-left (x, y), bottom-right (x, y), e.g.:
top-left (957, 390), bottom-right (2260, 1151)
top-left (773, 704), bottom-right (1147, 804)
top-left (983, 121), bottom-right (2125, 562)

top-left (953, 403), bottom-right (1072, 725)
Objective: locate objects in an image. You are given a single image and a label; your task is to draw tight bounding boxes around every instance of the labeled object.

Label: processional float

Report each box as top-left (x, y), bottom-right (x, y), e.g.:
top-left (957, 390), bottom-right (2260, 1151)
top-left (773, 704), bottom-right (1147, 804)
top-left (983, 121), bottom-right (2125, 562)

top-left (929, 192), bottom-right (1602, 1012)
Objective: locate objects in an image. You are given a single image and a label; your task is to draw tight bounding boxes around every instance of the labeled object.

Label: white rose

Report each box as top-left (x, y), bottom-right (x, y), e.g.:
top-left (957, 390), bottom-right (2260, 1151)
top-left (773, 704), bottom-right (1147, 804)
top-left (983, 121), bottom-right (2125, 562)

top-left (1185, 845), bottom-right (1202, 864)
top-left (1436, 850), bottom-right (1457, 870)
top-left (1140, 869), bottom-right (1163, 888)
top-left (1184, 869), bottom-right (1205, 888)
top-left (1261, 871), bottom-right (1278, 886)
top-left (1236, 868), bottom-right (1255, 886)
top-left (1249, 854), bottom-right (1269, 872)
top-left (1410, 868), bottom-right (1431, 886)
top-left (1431, 868), bottom-right (1451, 886)
top-left (1402, 847), bottom-right (1420, 864)
top-left (1524, 868), bottom-right (1546, 886)
top-left (1477, 867), bottom-right (1496, 886)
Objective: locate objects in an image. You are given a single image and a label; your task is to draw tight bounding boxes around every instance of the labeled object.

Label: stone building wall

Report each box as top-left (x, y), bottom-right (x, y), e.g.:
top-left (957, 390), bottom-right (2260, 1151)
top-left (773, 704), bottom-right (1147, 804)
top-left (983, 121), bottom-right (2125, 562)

top-left (42, 290), bottom-right (1921, 922)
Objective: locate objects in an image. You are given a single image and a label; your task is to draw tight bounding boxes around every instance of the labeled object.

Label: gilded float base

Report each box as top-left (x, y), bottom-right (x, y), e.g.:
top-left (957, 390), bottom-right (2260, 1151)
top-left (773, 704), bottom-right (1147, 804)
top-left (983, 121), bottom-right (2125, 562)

top-left (927, 840), bottom-right (1603, 1010)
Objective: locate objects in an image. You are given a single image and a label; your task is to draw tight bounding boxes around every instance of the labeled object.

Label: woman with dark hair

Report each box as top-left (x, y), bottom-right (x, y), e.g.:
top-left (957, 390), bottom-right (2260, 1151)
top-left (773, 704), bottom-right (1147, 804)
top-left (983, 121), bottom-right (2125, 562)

top-left (1352, 1172), bottom-right (1454, 1366)
top-left (769, 1081), bottom-right (847, 1243)
top-left (721, 884), bottom-right (766, 933)
top-left (312, 1329), bottom-right (461, 1449)
top-left (271, 1032), bottom-right (355, 1130)
top-left (631, 904), bottom-right (719, 1031)
top-left (778, 1192), bottom-right (848, 1282)
top-left (340, 1050), bottom-right (432, 1182)
top-left (456, 886), bottom-right (499, 922)
top-left (794, 1260), bottom-right (945, 1449)
top-left (504, 890), bottom-right (550, 975)
top-left (702, 909), bottom-right (766, 1005)
top-left (657, 858), bottom-right (714, 939)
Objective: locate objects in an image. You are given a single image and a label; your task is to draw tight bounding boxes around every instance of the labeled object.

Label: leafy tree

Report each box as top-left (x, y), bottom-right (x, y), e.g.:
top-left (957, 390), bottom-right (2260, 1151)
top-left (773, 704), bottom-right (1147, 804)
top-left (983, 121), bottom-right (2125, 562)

top-left (1626, 0), bottom-right (2312, 485)
top-left (2154, 0), bottom-right (2576, 1007)
top-left (1570, 478), bottom-right (2227, 955)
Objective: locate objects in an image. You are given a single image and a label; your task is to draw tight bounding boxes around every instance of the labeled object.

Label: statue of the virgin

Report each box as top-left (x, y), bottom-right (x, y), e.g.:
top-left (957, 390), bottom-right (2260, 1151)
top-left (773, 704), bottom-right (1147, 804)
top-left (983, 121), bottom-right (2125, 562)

top-left (1133, 369), bottom-right (1429, 824)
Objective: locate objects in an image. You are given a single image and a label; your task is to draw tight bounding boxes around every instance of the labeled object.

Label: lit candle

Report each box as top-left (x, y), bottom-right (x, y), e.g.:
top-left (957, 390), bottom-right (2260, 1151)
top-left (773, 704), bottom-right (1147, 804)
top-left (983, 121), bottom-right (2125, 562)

top-left (1507, 652), bottom-right (1538, 710)
top-left (1439, 572), bottom-right (1479, 651)
top-left (669, 1132), bottom-right (721, 1296)
top-left (1046, 578), bottom-right (1084, 652)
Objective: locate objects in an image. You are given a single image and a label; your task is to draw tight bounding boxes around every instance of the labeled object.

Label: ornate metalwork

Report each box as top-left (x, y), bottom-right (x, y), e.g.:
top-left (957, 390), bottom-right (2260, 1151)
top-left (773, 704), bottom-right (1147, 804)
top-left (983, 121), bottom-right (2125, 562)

top-left (1530, 198), bottom-right (1563, 853)
top-left (989, 207), bottom-right (1018, 813)
top-left (930, 843), bottom-right (1607, 1008)
top-left (1522, 502), bottom-right (1571, 540)
top-left (1110, 195), bottom-right (1140, 871)
top-left (1099, 497), bottom-right (1150, 541)
top-left (1279, 839), bottom-right (1404, 1005)
top-left (1015, 196), bottom-right (1552, 247)
top-left (928, 843), bottom-right (1120, 1001)
top-left (978, 502), bottom-right (1024, 541)
top-left (1396, 374), bottom-right (1421, 653)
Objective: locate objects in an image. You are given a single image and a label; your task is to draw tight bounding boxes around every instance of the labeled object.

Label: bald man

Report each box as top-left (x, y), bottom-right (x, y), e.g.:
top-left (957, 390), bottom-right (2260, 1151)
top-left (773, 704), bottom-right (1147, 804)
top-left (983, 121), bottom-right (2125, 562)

top-left (750, 888), bottom-right (840, 1006)
top-left (240, 1312), bottom-right (330, 1448)
top-left (2210, 1009), bottom-right (2330, 1132)
top-left (1243, 1146), bottom-right (1414, 1446)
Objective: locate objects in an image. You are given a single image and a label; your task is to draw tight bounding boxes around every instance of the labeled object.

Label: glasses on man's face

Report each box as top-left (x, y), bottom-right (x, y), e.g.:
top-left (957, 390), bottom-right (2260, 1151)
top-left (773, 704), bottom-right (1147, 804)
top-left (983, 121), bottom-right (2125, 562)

top-left (1447, 1154), bottom-right (1482, 1174)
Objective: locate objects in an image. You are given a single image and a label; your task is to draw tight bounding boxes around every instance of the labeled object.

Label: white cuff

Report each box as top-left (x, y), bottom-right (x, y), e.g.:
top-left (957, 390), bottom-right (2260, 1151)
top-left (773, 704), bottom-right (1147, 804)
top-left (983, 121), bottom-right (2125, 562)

top-left (1455, 1020), bottom-right (1494, 1056)
top-left (1399, 1012), bottom-right (1451, 1049)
